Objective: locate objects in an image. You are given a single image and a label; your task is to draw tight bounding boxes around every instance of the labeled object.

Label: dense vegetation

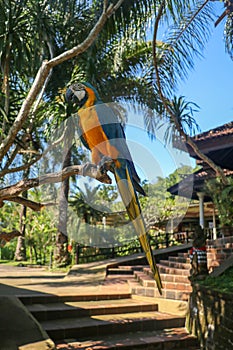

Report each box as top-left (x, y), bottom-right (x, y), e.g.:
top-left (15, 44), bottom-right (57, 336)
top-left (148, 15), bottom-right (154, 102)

top-left (1, 0), bottom-right (233, 266)
top-left (199, 268), bottom-right (233, 294)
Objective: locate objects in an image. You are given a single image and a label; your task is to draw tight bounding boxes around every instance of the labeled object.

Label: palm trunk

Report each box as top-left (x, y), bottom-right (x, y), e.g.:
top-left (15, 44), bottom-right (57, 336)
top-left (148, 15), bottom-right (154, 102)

top-left (54, 122), bottom-right (74, 267)
top-left (14, 193), bottom-right (27, 261)
top-left (1, 45), bottom-right (11, 143)
top-left (54, 150), bottom-right (71, 266)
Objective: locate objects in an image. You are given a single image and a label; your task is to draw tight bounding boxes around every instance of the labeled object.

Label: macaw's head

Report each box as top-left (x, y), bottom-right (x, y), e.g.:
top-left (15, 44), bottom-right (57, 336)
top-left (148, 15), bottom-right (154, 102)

top-left (65, 82), bottom-right (87, 107)
top-left (65, 82), bottom-right (101, 107)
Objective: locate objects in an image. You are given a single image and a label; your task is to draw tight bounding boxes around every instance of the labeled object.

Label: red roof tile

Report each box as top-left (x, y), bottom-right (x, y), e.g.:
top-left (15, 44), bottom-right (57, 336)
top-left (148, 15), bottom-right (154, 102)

top-left (193, 121), bottom-right (233, 141)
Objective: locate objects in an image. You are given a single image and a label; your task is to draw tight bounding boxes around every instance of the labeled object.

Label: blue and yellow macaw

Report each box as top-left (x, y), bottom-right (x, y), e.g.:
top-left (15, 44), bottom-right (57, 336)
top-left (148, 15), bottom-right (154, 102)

top-left (66, 82), bottom-right (162, 294)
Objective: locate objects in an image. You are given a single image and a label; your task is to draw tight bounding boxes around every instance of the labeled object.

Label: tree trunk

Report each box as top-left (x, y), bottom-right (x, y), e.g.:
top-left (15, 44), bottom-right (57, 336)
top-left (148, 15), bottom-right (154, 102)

top-left (54, 122), bottom-right (74, 267)
top-left (54, 162), bottom-right (71, 266)
top-left (14, 198), bottom-right (27, 261)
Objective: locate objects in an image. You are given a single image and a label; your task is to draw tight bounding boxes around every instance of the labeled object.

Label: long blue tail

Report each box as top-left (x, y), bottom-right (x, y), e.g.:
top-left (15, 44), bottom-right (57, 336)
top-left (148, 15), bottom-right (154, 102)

top-left (114, 164), bottom-right (163, 295)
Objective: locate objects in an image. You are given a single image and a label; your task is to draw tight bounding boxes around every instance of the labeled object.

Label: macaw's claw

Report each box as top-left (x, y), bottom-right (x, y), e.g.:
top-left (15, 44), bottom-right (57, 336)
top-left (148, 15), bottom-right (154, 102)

top-left (81, 162), bottom-right (96, 176)
top-left (98, 156), bottom-right (115, 174)
top-left (81, 162), bottom-right (112, 184)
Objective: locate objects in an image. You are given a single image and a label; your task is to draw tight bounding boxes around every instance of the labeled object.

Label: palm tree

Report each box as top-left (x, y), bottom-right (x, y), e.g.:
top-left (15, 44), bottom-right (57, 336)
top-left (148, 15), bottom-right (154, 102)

top-left (70, 184), bottom-right (107, 225)
top-left (149, 0), bottom-right (232, 183)
top-left (2, 0), bottom-right (233, 263)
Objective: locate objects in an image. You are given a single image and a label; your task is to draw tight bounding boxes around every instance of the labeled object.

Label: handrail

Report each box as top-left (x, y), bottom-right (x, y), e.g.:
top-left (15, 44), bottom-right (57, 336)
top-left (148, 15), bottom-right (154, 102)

top-left (74, 231), bottom-right (193, 264)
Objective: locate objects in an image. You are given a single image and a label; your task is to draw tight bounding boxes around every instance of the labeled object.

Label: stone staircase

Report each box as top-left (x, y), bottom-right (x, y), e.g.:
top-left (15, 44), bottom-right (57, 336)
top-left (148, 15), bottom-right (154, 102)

top-left (20, 293), bottom-right (198, 350)
top-left (107, 236), bottom-right (233, 302)
top-left (107, 254), bottom-right (192, 301)
top-left (207, 235), bottom-right (233, 271)
top-left (16, 237), bottom-right (233, 349)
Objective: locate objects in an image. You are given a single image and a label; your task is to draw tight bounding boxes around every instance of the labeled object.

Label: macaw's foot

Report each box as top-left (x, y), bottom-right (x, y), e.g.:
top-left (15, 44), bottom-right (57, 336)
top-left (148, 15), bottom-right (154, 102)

top-left (98, 156), bottom-right (115, 174)
top-left (81, 162), bottom-right (96, 176)
top-left (80, 162), bottom-right (112, 184)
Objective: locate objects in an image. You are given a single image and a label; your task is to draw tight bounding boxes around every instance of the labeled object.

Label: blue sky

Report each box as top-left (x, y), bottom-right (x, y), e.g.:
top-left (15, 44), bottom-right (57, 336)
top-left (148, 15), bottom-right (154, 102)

top-left (126, 8), bottom-right (233, 180)
top-left (177, 12), bottom-right (233, 131)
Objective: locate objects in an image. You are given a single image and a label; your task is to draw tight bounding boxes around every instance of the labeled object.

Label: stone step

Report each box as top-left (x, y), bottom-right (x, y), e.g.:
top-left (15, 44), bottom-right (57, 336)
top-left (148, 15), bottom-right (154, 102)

top-left (134, 271), bottom-right (191, 291)
top-left (159, 273), bottom-right (190, 284)
top-left (41, 311), bottom-right (185, 341)
top-left (19, 292), bottom-right (132, 306)
top-left (107, 265), bottom-right (144, 273)
top-left (55, 327), bottom-right (198, 349)
top-left (168, 256), bottom-right (190, 263)
top-left (26, 298), bottom-right (158, 321)
top-left (107, 267), bottom-right (134, 275)
top-left (207, 243), bottom-right (233, 249)
top-left (129, 280), bottom-right (190, 301)
top-left (159, 260), bottom-right (190, 270)
top-left (107, 265), bottom-right (145, 274)
top-left (106, 274), bottom-right (136, 280)
top-left (158, 264), bottom-right (190, 276)
top-left (207, 247), bottom-right (233, 254)
top-left (178, 252), bottom-right (190, 258)
top-left (207, 252), bottom-right (231, 261)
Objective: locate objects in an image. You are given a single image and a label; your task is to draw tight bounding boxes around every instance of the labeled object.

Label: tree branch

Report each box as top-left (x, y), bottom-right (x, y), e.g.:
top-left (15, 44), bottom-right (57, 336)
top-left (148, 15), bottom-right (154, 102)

top-left (0, 163), bottom-right (112, 206)
top-left (0, 230), bottom-right (21, 243)
top-left (6, 197), bottom-right (55, 211)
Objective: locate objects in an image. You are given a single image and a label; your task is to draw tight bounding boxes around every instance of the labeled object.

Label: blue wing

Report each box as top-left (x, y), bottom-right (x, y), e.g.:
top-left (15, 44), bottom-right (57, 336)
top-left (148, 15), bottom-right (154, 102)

top-left (94, 102), bottom-right (145, 196)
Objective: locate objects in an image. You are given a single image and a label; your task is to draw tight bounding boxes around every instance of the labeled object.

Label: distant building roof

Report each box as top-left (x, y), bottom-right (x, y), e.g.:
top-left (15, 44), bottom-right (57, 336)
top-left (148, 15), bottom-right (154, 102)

top-left (169, 121), bottom-right (233, 200)
top-left (193, 121), bottom-right (233, 142)
top-left (174, 121), bottom-right (233, 170)
top-left (168, 166), bottom-right (233, 200)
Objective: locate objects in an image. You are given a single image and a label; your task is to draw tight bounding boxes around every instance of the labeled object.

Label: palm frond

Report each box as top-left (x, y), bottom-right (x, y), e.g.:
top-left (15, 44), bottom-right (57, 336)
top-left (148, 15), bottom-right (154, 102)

top-left (155, 1), bottom-right (215, 97)
top-left (224, 13), bottom-right (233, 58)
top-left (158, 95), bottom-right (201, 144)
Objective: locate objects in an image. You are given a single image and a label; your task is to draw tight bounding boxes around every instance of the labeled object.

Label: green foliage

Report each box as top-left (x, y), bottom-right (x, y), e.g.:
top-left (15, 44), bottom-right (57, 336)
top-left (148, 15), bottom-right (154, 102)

top-left (199, 267), bottom-right (233, 294)
top-left (96, 184), bottom-right (118, 204)
top-left (0, 202), bottom-right (20, 231)
top-left (25, 207), bottom-right (57, 264)
top-left (155, 1), bottom-right (215, 97)
top-left (0, 191), bottom-right (57, 263)
top-left (0, 240), bottom-right (17, 260)
top-left (157, 95), bottom-right (201, 143)
top-left (70, 183), bottom-right (108, 224)
top-left (205, 176), bottom-right (233, 227)
top-left (140, 166), bottom-right (194, 230)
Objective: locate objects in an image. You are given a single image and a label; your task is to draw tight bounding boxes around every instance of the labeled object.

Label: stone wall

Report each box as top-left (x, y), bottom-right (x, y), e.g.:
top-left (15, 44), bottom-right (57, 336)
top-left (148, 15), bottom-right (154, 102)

top-left (186, 283), bottom-right (233, 349)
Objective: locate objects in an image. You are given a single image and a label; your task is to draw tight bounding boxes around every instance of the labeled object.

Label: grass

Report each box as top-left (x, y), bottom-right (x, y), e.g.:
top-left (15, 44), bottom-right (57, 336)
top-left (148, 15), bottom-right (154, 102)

top-left (199, 267), bottom-right (233, 294)
top-left (0, 259), bottom-right (30, 265)
top-left (0, 259), bottom-right (71, 273)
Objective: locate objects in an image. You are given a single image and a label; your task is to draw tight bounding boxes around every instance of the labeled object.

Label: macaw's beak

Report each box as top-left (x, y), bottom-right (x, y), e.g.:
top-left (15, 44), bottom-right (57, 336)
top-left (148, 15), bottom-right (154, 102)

top-left (65, 88), bottom-right (77, 104)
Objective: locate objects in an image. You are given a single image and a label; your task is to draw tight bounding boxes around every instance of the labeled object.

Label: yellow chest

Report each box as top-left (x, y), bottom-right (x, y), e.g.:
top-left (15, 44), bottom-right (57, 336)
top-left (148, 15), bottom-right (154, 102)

top-left (79, 107), bottom-right (108, 149)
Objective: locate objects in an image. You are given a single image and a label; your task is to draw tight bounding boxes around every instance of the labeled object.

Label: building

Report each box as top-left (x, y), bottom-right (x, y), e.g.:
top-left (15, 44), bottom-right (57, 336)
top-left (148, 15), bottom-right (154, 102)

top-left (168, 122), bottom-right (233, 237)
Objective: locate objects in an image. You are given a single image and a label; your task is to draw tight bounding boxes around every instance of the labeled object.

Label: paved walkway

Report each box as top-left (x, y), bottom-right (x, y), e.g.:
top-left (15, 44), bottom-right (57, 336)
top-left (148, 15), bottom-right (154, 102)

top-left (0, 261), bottom-right (130, 297)
top-left (0, 262), bottom-right (130, 350)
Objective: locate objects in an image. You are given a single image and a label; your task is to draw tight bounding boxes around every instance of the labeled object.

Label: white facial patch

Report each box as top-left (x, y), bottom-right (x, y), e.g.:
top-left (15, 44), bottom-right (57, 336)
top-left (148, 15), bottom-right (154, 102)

top-left (73, 89), bottom-right (86, 101)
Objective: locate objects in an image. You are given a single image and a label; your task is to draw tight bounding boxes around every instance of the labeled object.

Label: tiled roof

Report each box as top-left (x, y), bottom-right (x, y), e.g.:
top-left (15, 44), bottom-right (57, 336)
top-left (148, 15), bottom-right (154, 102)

top-left (167, 166), bottom-right (233, 200)
top-left (193, 121), bottom-right (233, 141)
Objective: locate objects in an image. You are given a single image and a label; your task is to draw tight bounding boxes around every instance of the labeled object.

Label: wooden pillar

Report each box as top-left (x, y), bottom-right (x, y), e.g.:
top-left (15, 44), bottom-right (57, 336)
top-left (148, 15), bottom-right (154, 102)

top-left (197, 192), bottom-right (205, 229)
